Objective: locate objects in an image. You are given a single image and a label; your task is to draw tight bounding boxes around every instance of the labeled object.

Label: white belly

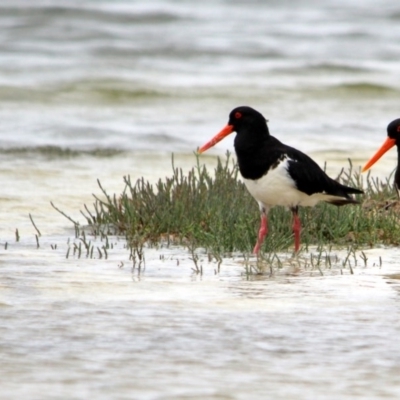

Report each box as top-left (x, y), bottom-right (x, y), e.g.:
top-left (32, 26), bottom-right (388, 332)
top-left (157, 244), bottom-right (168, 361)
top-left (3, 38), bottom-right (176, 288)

top-left (243, 158), bottom-right (334, 209)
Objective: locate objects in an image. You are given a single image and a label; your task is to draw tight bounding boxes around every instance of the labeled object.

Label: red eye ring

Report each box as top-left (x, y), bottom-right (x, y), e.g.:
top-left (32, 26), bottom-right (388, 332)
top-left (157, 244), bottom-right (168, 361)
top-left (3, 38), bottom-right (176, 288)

top-left (235, 112), bottom-right (242, 119)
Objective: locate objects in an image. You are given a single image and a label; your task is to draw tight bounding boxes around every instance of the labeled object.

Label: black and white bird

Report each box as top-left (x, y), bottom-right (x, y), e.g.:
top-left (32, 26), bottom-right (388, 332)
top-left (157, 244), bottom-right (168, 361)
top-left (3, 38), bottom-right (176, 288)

top-left (198, 106), bottom-right (363, 254)
top-left (362, 118), bottom-right (400, 197)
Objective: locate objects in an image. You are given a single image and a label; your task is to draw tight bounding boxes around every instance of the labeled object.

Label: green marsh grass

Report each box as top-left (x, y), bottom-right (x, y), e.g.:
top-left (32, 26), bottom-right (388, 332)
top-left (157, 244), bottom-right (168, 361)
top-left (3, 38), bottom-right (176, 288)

top-left (75, 152), bottom-right (400, 260)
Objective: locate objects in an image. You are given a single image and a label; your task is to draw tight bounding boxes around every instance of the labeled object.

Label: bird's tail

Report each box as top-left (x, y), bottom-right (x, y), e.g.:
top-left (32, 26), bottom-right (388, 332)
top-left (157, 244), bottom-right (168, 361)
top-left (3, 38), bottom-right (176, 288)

top-left (341, 186), bottom-right (364, 195)
top-left (326, 197), bottom-right (360, 206)
top-left (325, 183), bottom-right (363, 206)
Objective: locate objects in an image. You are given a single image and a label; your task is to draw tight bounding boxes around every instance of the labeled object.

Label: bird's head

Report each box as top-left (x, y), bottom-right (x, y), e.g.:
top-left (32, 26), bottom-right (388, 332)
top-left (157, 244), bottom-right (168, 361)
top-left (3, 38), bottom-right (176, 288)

top-left (362, 118), bottom-right (400, 172)
top-left (198, 106), bottom-right (268, 154)
top-left (387, 118), bottom-right (400, 142)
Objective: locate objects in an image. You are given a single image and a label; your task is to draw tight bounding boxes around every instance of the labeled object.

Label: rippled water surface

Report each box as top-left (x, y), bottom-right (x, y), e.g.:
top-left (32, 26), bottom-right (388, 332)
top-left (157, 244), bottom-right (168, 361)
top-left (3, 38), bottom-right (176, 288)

top-left (2, 232), bottom-right (400, 399)
top-left (2, 0), bottom-right (400, 399)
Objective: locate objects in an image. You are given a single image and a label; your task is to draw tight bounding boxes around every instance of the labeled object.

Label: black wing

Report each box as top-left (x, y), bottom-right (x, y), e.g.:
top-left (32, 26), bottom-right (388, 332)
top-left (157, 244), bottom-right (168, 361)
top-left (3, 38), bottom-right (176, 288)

top-left (283, 144), bottom-right (363, 199)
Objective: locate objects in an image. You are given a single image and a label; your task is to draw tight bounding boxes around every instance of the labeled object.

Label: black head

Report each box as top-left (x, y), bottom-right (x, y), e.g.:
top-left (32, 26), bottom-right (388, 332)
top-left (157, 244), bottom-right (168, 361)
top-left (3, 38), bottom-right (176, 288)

top-left (362, 118), bottom-right (400, 172)
top-left (198, 106), bottom-right (270, 154)
top-left (387, 118), bottom-right (400, 142)
top-left (227, 106), bottom-right (269, 135)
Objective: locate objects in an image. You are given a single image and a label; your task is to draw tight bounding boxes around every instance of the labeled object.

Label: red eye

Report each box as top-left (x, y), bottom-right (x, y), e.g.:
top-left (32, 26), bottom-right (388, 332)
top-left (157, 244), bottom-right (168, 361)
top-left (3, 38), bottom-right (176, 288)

top-left (235, 112), bottom-right (242, 119)
top-left (397, 126), bottom-right (400, 132)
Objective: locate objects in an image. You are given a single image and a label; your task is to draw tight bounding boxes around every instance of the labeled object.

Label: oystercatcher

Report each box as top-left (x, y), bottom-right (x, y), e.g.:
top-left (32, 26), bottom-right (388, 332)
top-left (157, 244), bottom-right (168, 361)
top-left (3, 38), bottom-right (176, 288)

top-left (362, 118), bottom-right (400, 197)
top-left (198, 106), bottom-right (363, 254)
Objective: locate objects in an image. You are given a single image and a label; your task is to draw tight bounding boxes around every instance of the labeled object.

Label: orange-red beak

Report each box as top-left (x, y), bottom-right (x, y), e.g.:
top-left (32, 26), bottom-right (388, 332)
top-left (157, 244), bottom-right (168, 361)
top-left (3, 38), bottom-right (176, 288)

top-left (198, 124), bottom-right (234, 154)
top-left (362, 137), bottom-right (396, 172)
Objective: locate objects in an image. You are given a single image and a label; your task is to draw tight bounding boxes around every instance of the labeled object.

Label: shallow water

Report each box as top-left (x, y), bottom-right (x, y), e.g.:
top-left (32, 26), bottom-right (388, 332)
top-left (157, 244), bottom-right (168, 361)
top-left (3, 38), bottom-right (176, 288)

top-left (2, 229), bottom-right (400, 399)
top-left (2, 154), bottom-right (400, 400)
top-left (2, 1), bottom-right (400, 399)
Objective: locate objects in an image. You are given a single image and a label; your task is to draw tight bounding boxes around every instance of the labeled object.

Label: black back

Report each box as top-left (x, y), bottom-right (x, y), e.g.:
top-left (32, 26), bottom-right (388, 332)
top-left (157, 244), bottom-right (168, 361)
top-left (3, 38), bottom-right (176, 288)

top-left (228, 106), bottom-right (363, 201)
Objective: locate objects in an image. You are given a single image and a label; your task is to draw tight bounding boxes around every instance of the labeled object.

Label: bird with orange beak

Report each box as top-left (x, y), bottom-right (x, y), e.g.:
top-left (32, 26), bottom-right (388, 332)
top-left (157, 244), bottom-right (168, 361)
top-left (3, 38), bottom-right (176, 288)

top-left (362, 119), bottom-right (400, 196)
top-left (198, 106), bottom-right (363, 254)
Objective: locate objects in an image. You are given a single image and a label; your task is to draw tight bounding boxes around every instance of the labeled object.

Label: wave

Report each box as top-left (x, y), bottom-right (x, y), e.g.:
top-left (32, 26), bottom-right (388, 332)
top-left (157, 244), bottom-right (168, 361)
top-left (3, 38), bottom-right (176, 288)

top-left (327, 82), bottom-right (398, 95)
top-left (0, 146), bottom-right (125, 158)
top-left (273, 62), bottom-right (371, 75)
top-left (0, 5), bottom-right (183, 25)
top-left (1, 75), bottom-right (398, 106)
top-left (0, 79), bottom-right (171, 104)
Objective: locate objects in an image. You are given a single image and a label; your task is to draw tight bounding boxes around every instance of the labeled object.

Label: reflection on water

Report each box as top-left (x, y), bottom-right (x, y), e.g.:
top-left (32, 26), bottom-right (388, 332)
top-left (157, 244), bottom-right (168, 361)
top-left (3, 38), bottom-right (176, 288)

top-left (1, 230), bottom-right (400, 399)
top-left (0, 150), bottom-right (399, 398)
top-left (0, 145), bottom-right (399, 399)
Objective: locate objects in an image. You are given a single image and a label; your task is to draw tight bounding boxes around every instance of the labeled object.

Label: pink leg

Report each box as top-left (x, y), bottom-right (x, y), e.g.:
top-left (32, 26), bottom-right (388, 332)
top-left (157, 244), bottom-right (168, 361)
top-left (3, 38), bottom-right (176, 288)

top-left (253, 212), bottom-right (268, 254)
top-left (292, 207), bottom-right (301, 253)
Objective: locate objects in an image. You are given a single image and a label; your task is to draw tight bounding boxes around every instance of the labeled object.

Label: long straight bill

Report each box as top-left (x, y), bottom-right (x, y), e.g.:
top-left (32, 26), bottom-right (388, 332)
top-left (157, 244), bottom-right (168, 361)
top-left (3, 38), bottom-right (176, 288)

top-left (198, 125), bottom-right (234, 154)
top-left (362, 137), bottom-right (396, 172)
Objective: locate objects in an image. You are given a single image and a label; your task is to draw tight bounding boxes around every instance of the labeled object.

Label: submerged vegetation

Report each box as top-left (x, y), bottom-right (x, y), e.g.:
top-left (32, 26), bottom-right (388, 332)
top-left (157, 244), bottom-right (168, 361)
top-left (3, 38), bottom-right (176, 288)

top-left (73, 152), bottom-right (400, 258)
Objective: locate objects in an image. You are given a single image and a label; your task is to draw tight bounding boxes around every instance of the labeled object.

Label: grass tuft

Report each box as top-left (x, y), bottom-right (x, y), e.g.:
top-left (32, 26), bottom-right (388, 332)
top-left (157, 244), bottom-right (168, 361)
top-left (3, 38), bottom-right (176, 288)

top-left (76, 152), bottom-right (400, 256)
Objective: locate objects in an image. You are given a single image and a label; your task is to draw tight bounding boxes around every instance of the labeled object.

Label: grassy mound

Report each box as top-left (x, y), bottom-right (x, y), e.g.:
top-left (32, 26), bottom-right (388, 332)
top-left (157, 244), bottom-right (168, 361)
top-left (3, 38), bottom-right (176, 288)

top-left (79, 152), bottom-right (400, 255)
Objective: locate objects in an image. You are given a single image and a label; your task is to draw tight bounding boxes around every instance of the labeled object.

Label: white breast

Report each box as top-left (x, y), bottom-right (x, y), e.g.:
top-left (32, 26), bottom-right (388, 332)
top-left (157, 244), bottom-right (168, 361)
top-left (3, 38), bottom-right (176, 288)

top-left (243, 157), bottom-right (338, 209)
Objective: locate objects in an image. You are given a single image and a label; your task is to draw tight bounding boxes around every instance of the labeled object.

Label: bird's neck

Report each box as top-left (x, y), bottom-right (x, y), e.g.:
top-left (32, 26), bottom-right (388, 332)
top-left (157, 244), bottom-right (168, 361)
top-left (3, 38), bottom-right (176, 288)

top-left (234, 132), bottom-right (283, 180)
top-left (234, 123), bottom-right (270, 153)
top-left (395, 146), bottom-right (400, 197)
